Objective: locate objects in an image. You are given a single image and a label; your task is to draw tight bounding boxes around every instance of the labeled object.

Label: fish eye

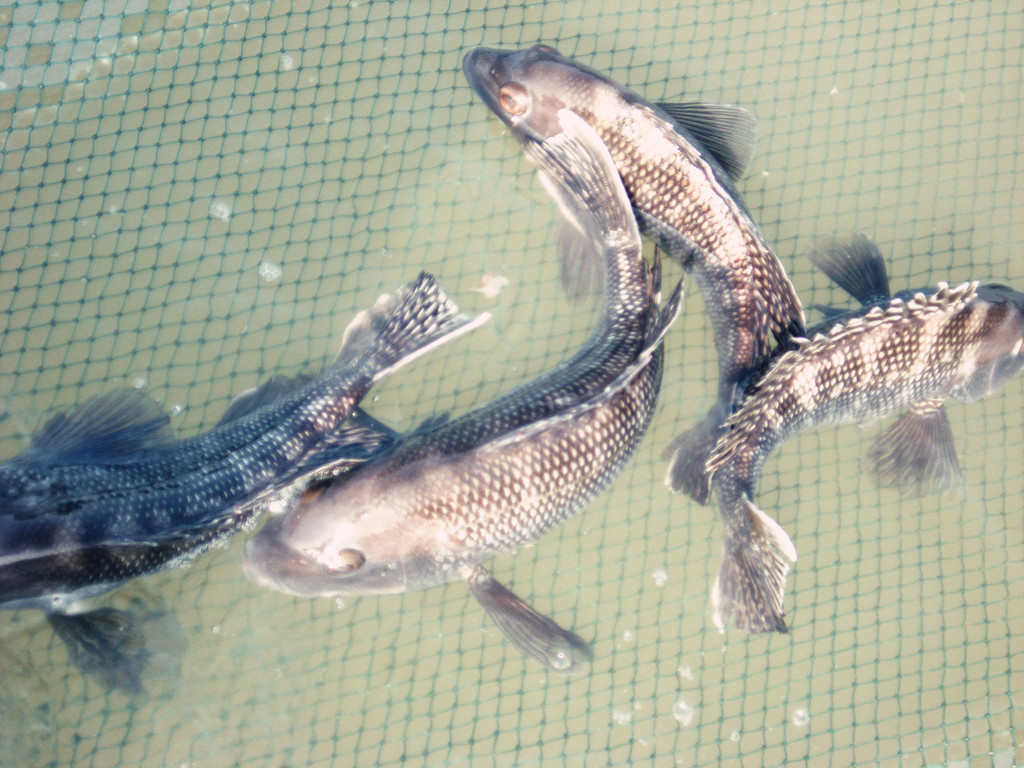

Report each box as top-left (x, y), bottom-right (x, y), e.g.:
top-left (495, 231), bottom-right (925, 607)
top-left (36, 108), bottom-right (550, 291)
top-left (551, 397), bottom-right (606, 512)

top-left (498, 83), bottom-right (530, 117)
top-left (323, 548), bottom-right (365, 575)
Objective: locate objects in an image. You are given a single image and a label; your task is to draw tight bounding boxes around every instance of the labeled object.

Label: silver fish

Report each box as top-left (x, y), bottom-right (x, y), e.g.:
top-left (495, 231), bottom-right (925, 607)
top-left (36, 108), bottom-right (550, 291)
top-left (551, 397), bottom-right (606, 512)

top-left (703, 235), bottom-right (1024, 633)
top-left (462, 44), bottom-right (805, 504)
top-left (0, 273), bottom-right (486, 691)
top-left (244, 110), bottom-right (684, 672)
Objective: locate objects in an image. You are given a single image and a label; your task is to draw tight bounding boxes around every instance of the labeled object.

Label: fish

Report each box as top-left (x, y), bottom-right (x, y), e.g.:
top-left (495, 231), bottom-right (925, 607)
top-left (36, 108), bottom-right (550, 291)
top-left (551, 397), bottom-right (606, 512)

top-left (701, 234), bottom-right (1024, 633)
top-left (0, 273), bottom-right (487, 692)
top-left (243, 109), bottom-right (684, 672)
top-left (462, 44), bottom-right (805, 505)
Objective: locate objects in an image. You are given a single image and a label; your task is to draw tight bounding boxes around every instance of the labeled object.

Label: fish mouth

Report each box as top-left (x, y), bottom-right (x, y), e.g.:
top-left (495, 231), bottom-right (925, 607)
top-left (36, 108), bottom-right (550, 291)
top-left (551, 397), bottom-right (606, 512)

top-left (462, 48), bottom-right (512, 118)
top-left (242, 517), bottom-right (347, 597)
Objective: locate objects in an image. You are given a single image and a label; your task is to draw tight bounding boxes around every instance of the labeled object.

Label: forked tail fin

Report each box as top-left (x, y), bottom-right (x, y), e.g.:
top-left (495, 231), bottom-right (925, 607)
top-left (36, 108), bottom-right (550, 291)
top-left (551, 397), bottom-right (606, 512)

top-left (711, 492), bottom-right (797, 634)
top-left (333, 272), bottom-right (490, 383)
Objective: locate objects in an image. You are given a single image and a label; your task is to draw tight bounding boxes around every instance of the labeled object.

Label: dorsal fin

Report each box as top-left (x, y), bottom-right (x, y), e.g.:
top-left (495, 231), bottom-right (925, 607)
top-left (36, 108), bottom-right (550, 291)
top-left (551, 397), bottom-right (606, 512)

top-left (809, 234), bottom-right (891, 306)
top-left (28, 390), bottom-right (174, 460)
top-left (656, 101), bottom-right (758, 180)
top-left (216, 375), bottom-right (311, 426)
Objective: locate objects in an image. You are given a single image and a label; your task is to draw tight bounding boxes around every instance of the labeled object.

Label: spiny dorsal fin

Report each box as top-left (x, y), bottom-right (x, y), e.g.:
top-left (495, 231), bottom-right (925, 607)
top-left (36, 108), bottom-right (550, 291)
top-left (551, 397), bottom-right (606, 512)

top-left (28, 390), bottom-right (174, 460)
top-left (809, 234), bottom-right (891, 306)
top-left (656, 101), bottom-right (758, 180)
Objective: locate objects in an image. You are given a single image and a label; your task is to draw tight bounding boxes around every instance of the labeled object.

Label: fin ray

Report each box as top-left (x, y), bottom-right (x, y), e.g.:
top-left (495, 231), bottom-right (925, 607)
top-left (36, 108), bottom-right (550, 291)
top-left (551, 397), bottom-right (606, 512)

top-left (655, 101), bottom-right (758, 180)
top-left (809, 234), bottom-right (891, 306)
top-left (712, 494), bottom-right (795, 633)
top-left (28, 390), bottom-right (174, 461)
top-left (866, 400), bottom-right (963, 495)
top-left (463, 564), bottom-right (591, 672)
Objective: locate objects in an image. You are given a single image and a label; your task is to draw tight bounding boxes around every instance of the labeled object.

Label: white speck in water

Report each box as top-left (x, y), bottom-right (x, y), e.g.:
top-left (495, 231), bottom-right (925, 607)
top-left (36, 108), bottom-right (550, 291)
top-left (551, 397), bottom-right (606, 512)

top-left (211, 625), bottom-right (220, 634)
top-left (209, 199), bottom-right (232, 222)
top-left (131, 376), bottom-right (147, 389)
top-left (730, 731), bottom-right (740, 742)
top-left (621, 628), bottom-right (635, 643)
top-left (258, 261), bottom-right (283, 284)
top-left (334, 597), bottom-right (346, 610)
top-left (672, 698), bottom-right (696, 726)
top-left (472, 273), bottom-right (510, 298)
top-left (611, 707), bottom-right (633, 726)
top-left (652, 568), bottom-right (669, 587)
top-left (677, 665), bottom-right (693, 680)
top-left (280, 54), bottom-right (295, 71)
top-left (791, 708), bottom-right (810, 727)
top-left (169, 404), bottom-right (185, 417)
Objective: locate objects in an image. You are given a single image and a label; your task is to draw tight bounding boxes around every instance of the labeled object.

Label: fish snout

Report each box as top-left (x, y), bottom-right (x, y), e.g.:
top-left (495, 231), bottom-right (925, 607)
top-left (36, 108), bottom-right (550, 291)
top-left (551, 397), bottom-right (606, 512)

top-left (243, 518), bottom-right (360, 597)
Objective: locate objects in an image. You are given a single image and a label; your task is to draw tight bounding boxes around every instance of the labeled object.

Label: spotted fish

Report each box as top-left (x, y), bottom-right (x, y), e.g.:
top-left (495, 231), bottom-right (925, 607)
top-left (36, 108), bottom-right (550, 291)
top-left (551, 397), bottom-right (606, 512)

top-left (462, 44), bottom-right (805, 505)
top-left (703, 234), bottom-right (1024, 633)
top-left (244, 110), bottom-right (684, 672)
top-left (0, 273), bottom-right (486, 691)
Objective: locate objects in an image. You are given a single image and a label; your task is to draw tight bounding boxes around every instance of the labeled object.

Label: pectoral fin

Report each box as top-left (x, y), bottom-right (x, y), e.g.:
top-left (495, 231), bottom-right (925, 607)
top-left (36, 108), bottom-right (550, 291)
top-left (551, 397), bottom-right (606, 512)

top-left (865, 400), bottom-right (963, 495)
top-left (557, 217), bottom-right (607, 300)
top-left (462, 564), bottom-right (591, 673)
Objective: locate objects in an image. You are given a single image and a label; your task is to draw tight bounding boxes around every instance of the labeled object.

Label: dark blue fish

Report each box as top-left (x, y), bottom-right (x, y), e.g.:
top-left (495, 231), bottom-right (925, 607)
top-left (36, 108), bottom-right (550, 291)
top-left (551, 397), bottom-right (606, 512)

top-left (244, 110), bottom-right (684, 672)
top-left (462, 44), bottom-right (805, 505)
top-left (703, 235), bottom-right (1024, 633)
top-left (0, 274), bottom-right (486, 691)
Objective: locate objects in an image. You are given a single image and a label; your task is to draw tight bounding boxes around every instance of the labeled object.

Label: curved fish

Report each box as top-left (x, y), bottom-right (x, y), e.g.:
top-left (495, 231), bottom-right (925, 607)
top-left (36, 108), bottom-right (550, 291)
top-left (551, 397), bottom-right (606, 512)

top-left (244, 110), bottom-right (684, 672)
top-left (703, 235), bottom-right (1024, 633)
top-left (0, 273), bottom-right (486, 691)
top-left (462, 44), bottom-right (805, 504)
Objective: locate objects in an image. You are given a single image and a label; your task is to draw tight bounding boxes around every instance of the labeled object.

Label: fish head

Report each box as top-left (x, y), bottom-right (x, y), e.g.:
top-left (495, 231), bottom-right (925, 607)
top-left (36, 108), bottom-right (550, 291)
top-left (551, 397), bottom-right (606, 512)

top-left (242, 479), bottom-right (461, 597)
top-left (945, 283), bottom-right (1024, 401)
top-left (462, 45), bottom-right (620, 144)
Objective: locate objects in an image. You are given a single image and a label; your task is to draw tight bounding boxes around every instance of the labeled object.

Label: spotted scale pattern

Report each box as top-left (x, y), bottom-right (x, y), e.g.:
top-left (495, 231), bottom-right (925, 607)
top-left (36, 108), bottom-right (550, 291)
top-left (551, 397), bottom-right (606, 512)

top-left (0, 273), bottom-right (479, 610)
top-left (462, 46), bottom-right (806, 503)
top-left (704, 279), bottom-right (1024, 633)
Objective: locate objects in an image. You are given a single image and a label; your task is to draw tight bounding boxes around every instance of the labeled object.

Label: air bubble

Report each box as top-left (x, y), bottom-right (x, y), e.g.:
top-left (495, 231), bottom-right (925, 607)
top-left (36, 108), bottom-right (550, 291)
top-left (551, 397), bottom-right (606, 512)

top-left (652, 568), bottom-right (668, 586)
top-left (209, 200), bottom-right (232, 222)
top-left (792, 708), bottom-right (810, 727)
top-left (258, 261), bottom-right (283, 284)
top-left (671, 698), bottom-right (696, 726)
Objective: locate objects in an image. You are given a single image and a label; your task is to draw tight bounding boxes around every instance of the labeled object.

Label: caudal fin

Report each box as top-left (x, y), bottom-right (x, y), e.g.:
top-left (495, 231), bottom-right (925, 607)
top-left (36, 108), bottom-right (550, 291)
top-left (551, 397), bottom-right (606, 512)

top-left (711, 494), bottom-right (797, 634)
top-left (333, 272), bottom-right (489, 383)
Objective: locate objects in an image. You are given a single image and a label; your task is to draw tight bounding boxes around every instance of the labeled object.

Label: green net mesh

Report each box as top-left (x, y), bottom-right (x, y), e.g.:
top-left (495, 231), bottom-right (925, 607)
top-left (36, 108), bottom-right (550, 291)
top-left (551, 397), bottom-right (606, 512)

top-left (1, 1), bottom-right (1022, 765)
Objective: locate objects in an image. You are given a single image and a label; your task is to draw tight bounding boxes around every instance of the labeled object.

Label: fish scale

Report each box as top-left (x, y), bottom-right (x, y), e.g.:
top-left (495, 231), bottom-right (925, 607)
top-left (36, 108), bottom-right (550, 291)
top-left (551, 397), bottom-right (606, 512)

top-left (460, 44), bottom-right (804, 505)
top-left (244, 109), bottom-right (684, 672)
top-left (0, 272), bottom-right (486, 692)
top-left (701, 235), bottom-right (1024, 635)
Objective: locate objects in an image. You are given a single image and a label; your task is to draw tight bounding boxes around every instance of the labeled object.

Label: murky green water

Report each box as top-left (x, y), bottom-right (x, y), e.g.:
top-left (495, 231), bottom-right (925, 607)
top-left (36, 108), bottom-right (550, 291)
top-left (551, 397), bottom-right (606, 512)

top-left (1, 1), bottom-right (1021, 766)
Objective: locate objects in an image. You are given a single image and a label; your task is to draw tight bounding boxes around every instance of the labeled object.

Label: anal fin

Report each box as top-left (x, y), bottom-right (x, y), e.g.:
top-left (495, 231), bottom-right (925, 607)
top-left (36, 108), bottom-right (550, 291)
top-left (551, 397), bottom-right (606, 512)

top-left (462, 564), bottom-right (591, 673)
top-left (662, 399), bottom-right (731, 504)
top-left (865, 399), bottom-right (963, 495)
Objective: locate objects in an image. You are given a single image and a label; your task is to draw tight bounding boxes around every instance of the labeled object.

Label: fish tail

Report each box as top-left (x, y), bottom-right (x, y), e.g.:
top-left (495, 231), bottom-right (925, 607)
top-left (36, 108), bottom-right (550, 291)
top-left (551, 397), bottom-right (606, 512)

top-left (662, 399), bottom-right (731, 504)
top-left (333, 272), bottom-right (490, 383)
top-left (711, 492), bottom-right (796, 634)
